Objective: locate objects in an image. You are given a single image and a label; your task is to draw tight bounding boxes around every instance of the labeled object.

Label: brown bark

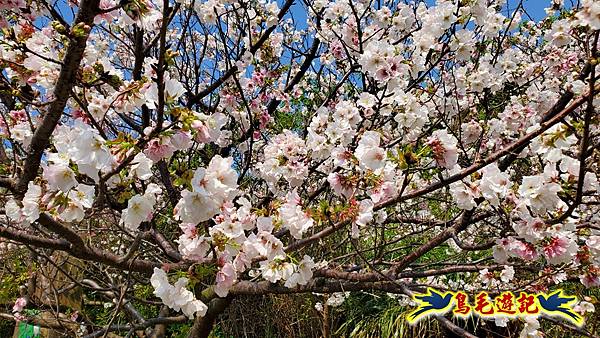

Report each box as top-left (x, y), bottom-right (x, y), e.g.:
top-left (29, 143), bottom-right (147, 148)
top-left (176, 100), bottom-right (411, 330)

top-left (322, 302), bottom-right (330, 338)
top-left (15, 0), bottom-right (101, 196)
top-left (187, 298), bottom-right (232, 338)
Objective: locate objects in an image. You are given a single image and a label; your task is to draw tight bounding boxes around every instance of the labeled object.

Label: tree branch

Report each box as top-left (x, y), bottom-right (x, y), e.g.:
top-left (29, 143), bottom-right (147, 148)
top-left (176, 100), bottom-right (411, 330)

top-left (15, 0), bottom-right (101, 196)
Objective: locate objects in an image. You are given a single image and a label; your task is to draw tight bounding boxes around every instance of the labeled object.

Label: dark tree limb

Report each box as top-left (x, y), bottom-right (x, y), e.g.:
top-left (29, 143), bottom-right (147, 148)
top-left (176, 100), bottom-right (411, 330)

top-left (15, 0), bottom-right (101, 197)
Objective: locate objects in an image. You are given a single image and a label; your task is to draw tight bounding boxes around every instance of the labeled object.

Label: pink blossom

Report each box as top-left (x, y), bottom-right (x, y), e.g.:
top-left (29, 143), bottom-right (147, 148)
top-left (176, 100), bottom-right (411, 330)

top-left (71, 108), bottom-right (90, 123)
top-left (427, 129), bottom-right (458, 169)
top-left (193, 122), bottom-right (212, 143)
top-left (327, 173), bottom-right (355, 199)
top-left (259, 111), bottom-right (271, 129)
top-left (233, 252), bottom-right (251, 272)
top-left (580, 268), bottom-right (600, 288)
top-left (12, 297), bottom-right (26, 313)
top-left (543, 236), bottom-right (578, 265)
top-left (214, 263), bottom-right (236, 297)
top-left (144, 138), bottom-right (175, 163)
top-left (9, 110), bottom-right (27, 122)
top-left (504, 237), bottom-right (539, 261)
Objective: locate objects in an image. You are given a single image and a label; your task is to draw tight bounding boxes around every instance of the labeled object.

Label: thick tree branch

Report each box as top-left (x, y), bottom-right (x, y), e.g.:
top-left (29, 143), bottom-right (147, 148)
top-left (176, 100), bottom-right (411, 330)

top-left (15, 0), bottom-right (101, 196)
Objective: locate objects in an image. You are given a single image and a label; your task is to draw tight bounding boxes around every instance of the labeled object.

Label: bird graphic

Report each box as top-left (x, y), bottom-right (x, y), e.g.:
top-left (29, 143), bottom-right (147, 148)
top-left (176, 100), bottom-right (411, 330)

top-left (407, 288), bottom-right (454, 324)
top-left (537, 290), bottom-right (583, 326)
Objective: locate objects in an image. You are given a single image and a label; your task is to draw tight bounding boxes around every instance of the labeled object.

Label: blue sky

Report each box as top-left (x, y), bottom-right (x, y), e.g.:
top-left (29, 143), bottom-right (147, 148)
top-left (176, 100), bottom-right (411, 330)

top-left (515, 0), bottom-right (560, 21)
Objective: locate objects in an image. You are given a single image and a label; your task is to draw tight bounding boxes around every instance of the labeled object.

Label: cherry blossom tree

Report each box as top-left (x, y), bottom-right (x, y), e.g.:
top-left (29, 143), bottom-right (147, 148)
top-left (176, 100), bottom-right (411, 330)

top-left (0, 0), bottom-right (599, 336)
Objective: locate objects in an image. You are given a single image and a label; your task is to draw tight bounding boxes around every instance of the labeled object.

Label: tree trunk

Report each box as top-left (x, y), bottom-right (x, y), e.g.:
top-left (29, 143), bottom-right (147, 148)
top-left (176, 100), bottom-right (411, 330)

top-left (187, 298), bottom-right (232, 338)
top-left (148, 306), bottom-right (170, 338)
top-left (322, 302), bottom-right (330, 338)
